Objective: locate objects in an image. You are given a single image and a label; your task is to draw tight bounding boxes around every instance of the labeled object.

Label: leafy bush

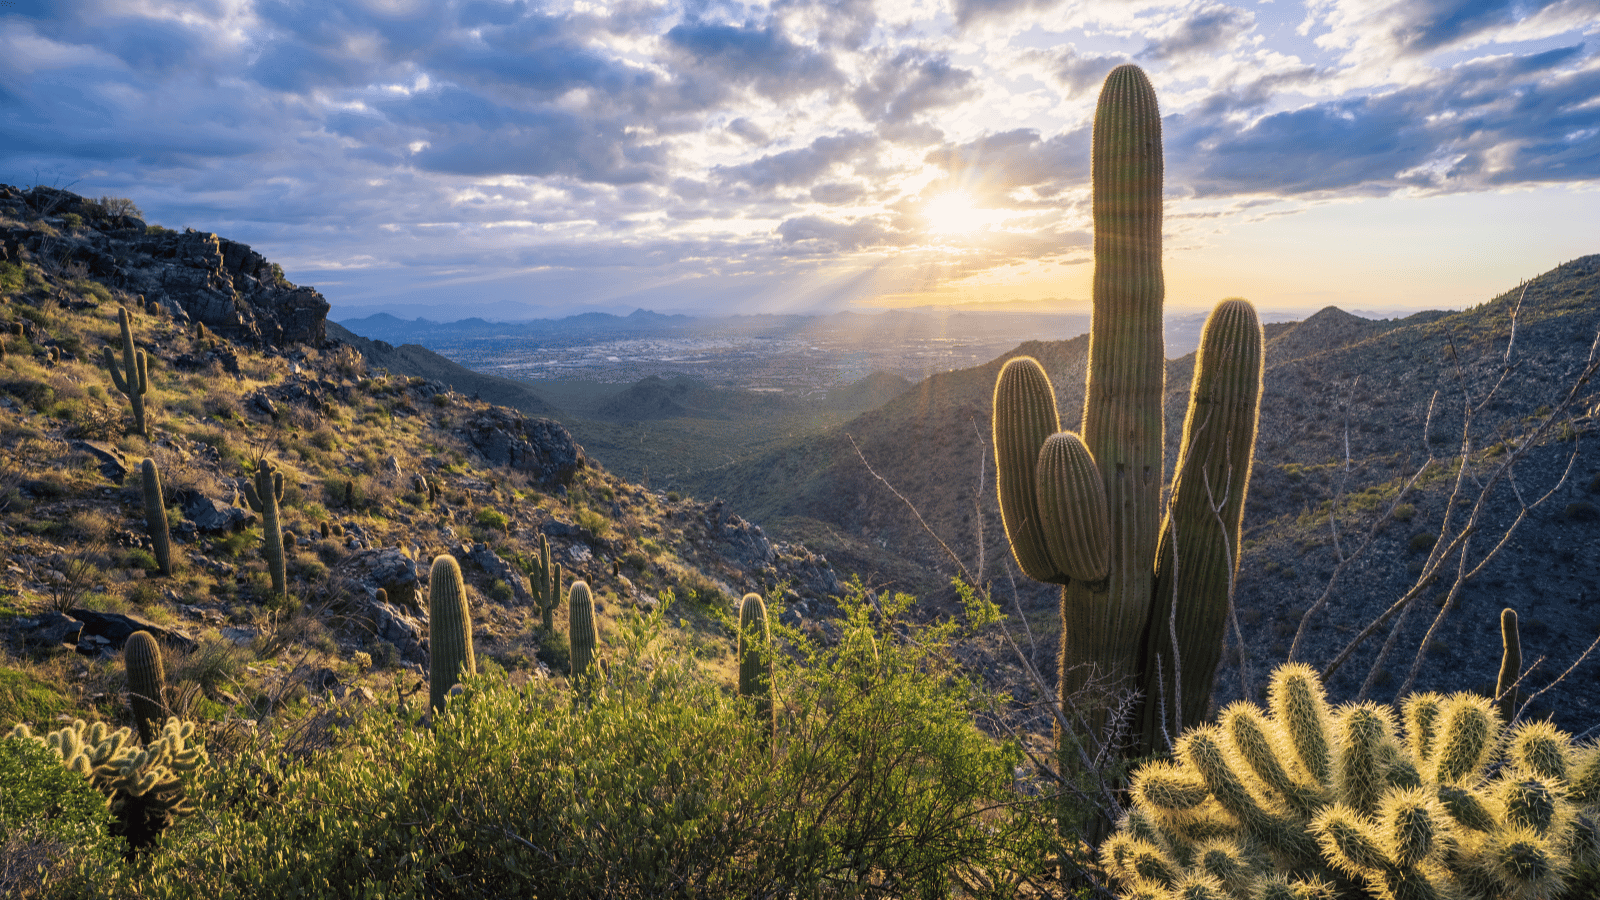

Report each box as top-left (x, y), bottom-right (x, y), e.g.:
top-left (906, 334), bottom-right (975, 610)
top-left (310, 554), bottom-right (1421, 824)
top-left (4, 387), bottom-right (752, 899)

top-left (475, 507), bottom-right (509, 532)
top-left (0, 262), bottom-right (25, 294)
top-left (48, 591), bottom-right (1049, 898)
top-left (0, 737), bottom-right (114, 842)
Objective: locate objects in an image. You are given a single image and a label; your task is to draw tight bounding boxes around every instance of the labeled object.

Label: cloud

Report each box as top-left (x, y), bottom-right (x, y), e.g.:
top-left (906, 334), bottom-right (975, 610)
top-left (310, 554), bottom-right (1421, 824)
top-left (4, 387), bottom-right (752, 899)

top-left (714, 132), bottom-right (880, 190)
top-left (851, 50), bottom-right (978, 124)
top-left (926, 127), bottom-right (1092, 198)
top-left (1173, 44), bottom-right (1600, 196)
top-left (1143, 3), bottom-right (1256, 61)
top-left (663, 19), bottom-right (844, 101)
top-left (1309, 0), bottom-right (1598, 61)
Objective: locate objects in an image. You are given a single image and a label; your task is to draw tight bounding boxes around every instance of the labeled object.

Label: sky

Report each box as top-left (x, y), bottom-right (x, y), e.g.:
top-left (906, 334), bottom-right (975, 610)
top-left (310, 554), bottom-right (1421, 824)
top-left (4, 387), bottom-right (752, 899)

top-left (2, 0), bottom-right (1598, 323)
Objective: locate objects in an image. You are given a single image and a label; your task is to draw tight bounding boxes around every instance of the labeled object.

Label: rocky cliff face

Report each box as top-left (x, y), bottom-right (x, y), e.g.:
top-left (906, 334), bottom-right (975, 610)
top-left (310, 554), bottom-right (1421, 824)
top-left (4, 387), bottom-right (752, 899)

top-left (0, 184), bottom-right (329, 347)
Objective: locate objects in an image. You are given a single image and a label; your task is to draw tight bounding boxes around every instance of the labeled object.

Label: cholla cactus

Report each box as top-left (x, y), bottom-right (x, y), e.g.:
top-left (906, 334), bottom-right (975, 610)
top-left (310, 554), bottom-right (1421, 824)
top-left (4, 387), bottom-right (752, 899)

top-left (1102, 663), bottom-right (1600, 900)
top-left (9, 716), bottom-right (207, 850)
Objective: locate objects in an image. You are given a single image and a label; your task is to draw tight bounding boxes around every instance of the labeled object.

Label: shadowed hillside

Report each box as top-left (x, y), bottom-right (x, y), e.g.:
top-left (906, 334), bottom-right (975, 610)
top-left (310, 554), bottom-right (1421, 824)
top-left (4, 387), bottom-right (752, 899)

top-left (688, 255), bottom-right (1600, 728)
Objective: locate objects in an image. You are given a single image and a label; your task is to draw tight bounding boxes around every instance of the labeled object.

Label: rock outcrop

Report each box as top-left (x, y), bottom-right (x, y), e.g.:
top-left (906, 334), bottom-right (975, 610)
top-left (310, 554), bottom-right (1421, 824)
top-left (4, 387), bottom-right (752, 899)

top-left (1, 184), bottom-right (329, 347)
top-left (463, 407), bottom-right (585, 488)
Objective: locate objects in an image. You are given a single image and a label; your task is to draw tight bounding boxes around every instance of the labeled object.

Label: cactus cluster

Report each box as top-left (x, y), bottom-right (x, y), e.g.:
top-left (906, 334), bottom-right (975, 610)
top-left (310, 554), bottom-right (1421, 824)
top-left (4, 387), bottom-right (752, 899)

top-left (737, 593), bottom-right (775, 747)
top-left (1101, 663), bottom-right (1600, 900)
top-left (9, 716), bottom-right (207, 850)
top-left (531, 534), bottom-right (563, 633)
top-left (140, 458), bottom-right (173, 577)
top-left (428, 554), bottom-right (476, 713)
top-left (990, 64), bottom-right (1264, 776)
top-left (104, 306), bottom-right (149, 438)
top-left (242, 459), bottom-right (288, 602)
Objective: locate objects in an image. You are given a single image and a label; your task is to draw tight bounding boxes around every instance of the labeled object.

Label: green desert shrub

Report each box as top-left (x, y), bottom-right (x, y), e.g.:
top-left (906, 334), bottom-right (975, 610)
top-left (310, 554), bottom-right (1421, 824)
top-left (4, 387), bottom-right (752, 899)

top-left (51, 590), bottom-right (1048, 898)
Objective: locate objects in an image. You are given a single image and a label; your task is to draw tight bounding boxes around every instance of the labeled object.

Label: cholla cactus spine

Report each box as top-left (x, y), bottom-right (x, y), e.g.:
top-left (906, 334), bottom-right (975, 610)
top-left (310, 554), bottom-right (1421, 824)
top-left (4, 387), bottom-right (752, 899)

top-left (104, 306), bottom-right (149, 438)
top-left (427, 554), bottom-right (476, 713)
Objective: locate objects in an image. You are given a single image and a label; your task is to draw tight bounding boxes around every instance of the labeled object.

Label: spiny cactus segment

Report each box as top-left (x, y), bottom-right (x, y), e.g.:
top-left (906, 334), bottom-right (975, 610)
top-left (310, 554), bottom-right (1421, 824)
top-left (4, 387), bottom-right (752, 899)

top-left (737, 592), bottom-right (775, 748)
top-left (104, 305), bottom-right (149, 438)
top-left (242, 458), bottom-right (288, 602)
top-left (568, 580), bottom-right (598, 691)
top-left (140, 458), bottom-right (172, 577)
top-left (1102, 663), bottom-right (1600, 900)
top-left (428, 554), bottom-right (476, 713)
top-left (125, 630), bottom-right (167, 745)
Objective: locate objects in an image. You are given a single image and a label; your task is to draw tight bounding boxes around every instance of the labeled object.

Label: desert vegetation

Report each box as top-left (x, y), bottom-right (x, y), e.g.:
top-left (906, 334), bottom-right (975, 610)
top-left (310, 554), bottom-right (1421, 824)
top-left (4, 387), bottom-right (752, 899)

top-left (3, 63), bottom-right (1599, 900)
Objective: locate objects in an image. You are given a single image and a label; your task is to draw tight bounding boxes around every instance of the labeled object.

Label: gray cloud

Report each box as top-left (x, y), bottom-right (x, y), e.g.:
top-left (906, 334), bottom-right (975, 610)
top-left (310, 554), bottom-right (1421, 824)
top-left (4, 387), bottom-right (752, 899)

top-left (1368, 0), bottom-right (1582, 56)
top-left (1143, 3), bottom-right (1255, 61)
top-left (926, 128), bottom-right (1092, 198)
top-left (663, 19), bottom-right (844, 101)
top-left (1173, 45), bottom-right (1600, 196)
top-left (714, 132), bottom-right (879, 190)
top-left (852, 50), bottom-right (978, 124)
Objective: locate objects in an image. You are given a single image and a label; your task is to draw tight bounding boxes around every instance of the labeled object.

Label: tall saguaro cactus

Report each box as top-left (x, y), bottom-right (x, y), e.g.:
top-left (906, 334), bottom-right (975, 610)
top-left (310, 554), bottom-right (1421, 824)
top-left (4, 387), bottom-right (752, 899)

top-left (991, 64), bottom-right (1264, 783)
top-left (737, 593), bottom-right (775, 748)
top-left (104, 306), bottom-right (149, 438)
top-left (125, 630), bottom-right (166, 744)
top-left (140, 458), bottom-right (173, 577)
top-left (242, 459), bottom-right (288, 602)
top-left (530, 534), bottom-right (562, 633)
top-left (429, 554), bottom-right (476, 713)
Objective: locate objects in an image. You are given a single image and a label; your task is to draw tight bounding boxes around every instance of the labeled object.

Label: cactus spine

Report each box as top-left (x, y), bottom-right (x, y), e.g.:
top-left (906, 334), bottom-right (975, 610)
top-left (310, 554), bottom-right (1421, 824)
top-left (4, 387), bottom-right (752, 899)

top-left (568, 580), bottom-right (597, 688)
top-left (125, 631), bottom-right (166, 744)
top-left (990, 65), bottom-right (1264, 784)
top-left (737, 593), bottom-right (775, 747)
top-left (104, 306), bottom-right (149, 438)
top-left (427, 554), bottom-right (476, 713)
top-left (140, 458), bottom-right (172, 577)
top-left (1103, 663), bottom-right (1600, 900)
top-left (531, 534), bottom-right (563, 633)
top-left (1497, 607), bottom-right (1521, 723)
top-left (241, 459), bottom-right (287, 602)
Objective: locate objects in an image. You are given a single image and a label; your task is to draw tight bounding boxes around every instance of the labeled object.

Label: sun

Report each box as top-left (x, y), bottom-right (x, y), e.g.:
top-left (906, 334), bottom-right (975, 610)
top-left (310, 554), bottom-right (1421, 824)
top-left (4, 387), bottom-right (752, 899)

top-left (921, 190), bottom-right (1010, 235)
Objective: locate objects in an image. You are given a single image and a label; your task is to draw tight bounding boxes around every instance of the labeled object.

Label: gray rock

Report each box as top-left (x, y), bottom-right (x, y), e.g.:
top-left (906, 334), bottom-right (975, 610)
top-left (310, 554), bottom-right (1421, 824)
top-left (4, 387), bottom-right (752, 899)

top-left (463, 542), bottom-right (532, 605)
top-left (66, 608), bottom-right (196, 653)
top-left (20, 612), bottom-right (83, 648)
top-left (464, 408), bottom-right (584, 488)
top-left (178, 489), bottom-right (256, 534)
top-left (72, 440), bottom-right (129, 483)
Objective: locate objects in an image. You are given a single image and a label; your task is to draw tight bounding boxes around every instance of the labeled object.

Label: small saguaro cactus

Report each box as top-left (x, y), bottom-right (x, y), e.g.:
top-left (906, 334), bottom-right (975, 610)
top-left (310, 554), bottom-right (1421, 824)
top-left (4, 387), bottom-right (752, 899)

top-left (531, 534), bottom-right (563, 633)
top-left (737, 593), bottom-right (775, 747)
top-left (104, 305), bottom-right (149, 438)
top-left (1497, 607), bottom-right (1522, 723)
top-left (568, 580), bottom-right (598, 689)
top-left (140, 458), bottom-right (172, 577)
top-left (242, 459), bottom-right (288, 602)
top-left (1101, 663), bottom-right (1600, 900)
top-left (125, 631), bottom-right (166, 745)
top-left (428, 554), bottom-right (476, 713)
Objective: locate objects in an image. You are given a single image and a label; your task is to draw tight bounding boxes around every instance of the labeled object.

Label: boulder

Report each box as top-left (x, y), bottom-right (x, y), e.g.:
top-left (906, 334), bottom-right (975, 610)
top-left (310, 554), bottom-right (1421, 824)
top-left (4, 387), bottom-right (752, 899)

top-left (464, 408), bottom-right (584, 488)
top-left (72, 440), bottom-right (130, 483)
top-left (334, 548), bottom-right (428, 663)
top-left (178, 488), bottom-right (256, 534)
top-left (19, 611), bottom-right (83, 648)
top-left (66, 608), bottom-right (196, 653)
top-left (462, 542), bottom-right (532, 605)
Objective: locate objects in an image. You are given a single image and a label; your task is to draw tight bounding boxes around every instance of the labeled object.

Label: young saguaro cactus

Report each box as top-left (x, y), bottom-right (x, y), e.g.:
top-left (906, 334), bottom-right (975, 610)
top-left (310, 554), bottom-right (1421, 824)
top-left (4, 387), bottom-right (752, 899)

top-left (568, 580), bottom-right (598, 689)
top-left (104, 306), bottom-right (149, 438)
top-left (531, 534), bottom-right (563, 633)
top-left (140, 458), bottom-right (172, 577)
top-left (428, 554), bottom-right (476, 713)
top-left (125, 630), bottom-right (166, 745)
top-left (737, 593), bottom-right (775, 747)
top-left (991, 65), bottom-right (1263, 773)
top-left (1102, 663), bottom-right (1600, 900)
top-left (1497, 607), bottom-right (1522, 724)
top-left (242, 459), bottom-right (288, 602)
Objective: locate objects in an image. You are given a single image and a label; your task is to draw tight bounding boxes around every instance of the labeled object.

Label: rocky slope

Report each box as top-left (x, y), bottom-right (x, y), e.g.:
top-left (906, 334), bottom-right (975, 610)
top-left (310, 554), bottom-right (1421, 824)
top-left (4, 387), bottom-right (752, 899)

top-left (0, 186), bottom-right (845, 738)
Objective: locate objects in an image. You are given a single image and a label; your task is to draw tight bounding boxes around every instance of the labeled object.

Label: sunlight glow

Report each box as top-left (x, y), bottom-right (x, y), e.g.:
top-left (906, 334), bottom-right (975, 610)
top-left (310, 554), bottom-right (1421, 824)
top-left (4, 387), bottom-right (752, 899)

top-left (921, 191), bottom-right (1013, 235)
